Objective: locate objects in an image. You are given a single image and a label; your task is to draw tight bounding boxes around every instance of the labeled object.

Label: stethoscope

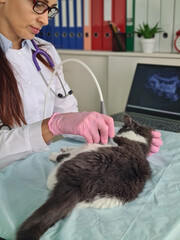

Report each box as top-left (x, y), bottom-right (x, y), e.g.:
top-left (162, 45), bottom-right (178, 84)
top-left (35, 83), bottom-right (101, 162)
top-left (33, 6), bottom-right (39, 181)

top-left (0, 40), bottom-right (73, 130)
top-left (1, 40), bottom-right (107, 131)
top-left (31, 39), bottom-right (73, 98)
top-left (31, 39), bottom-right (107, 117)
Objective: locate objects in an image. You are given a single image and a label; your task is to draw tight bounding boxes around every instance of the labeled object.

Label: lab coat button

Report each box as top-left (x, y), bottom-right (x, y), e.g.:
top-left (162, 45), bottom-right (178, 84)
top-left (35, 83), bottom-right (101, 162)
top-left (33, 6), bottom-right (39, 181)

top-left (28, 81), bottom-right (31, 84)
top-left (17, 52), bottom-right (21, 55)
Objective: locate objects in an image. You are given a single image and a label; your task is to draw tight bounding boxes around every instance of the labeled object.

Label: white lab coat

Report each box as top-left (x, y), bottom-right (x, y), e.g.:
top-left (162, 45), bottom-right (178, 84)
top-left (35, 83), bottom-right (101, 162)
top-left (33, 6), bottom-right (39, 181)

top-left (0, 37), bottom-right (78, 169)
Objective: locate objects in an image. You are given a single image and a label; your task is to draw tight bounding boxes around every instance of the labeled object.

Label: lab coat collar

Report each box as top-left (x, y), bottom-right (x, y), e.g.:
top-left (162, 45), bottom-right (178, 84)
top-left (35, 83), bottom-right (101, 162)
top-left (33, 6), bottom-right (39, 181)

top-left (0, 33), bottom-right (36, 54)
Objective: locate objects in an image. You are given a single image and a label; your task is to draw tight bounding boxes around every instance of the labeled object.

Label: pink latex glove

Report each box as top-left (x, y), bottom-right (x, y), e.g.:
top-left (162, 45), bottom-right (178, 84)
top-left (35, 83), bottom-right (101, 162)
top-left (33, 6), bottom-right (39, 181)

top-left (148, 130), bottom-right (163, 156)
top-left (48, 111), bottom-right (115, 144)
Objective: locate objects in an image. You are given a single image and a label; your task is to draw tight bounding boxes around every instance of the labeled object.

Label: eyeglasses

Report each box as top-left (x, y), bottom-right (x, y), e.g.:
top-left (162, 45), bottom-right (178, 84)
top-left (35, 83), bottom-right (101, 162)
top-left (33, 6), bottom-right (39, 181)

top-left (33, 0), bottom-right (59, 19)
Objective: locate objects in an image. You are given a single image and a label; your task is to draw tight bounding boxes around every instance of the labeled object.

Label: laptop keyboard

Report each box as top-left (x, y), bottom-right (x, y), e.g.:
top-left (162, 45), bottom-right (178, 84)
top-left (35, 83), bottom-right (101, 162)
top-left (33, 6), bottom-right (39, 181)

top-left (111, 112), bottom-right (180, 132)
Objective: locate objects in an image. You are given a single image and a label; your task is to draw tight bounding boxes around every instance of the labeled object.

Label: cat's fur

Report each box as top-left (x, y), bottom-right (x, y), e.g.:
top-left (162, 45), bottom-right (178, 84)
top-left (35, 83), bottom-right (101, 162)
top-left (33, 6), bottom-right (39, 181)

top-left (16, 115), bottom-right (153, 240)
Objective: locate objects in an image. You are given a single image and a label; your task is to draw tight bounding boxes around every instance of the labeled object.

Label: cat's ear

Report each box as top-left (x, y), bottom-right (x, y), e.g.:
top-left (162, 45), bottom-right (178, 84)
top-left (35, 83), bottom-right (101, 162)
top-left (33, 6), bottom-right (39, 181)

top-left (123, 115), bottom-right (132, 126)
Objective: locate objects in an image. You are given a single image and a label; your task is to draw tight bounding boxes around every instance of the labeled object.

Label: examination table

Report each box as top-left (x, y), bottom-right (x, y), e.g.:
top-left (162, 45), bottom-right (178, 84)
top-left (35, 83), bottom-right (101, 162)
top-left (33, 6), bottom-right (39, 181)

top-left (0, 129), bottom-right (180, 240)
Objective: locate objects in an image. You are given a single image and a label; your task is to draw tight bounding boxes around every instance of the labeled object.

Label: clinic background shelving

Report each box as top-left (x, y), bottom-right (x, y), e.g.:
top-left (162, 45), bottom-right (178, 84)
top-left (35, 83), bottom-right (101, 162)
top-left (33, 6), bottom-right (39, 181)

top-left (38, 0), bottom-right (180, 53)
top-left (57, 50), bottom-right (180, 115)
top-left (54, 0), bottom-right (180, 115)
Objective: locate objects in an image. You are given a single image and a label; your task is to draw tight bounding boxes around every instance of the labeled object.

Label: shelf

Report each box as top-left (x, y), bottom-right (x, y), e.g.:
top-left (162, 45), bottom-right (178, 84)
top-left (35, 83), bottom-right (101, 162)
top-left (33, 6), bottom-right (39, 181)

top-left (57, 49), bottom-right (180, 59)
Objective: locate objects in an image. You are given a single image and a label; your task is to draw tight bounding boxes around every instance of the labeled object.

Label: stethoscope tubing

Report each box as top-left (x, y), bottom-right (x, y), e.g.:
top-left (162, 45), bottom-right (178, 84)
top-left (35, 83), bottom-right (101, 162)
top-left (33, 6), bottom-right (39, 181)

top-left (40, 70), bottom-right (70, 99)
top-left (31, 39), bottom-right (72, 99)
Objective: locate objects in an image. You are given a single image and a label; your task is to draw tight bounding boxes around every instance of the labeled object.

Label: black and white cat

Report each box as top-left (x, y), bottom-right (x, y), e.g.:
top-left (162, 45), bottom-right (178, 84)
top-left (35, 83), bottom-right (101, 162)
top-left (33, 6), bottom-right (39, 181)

top-left (16, 115), bottom-right (153, 240)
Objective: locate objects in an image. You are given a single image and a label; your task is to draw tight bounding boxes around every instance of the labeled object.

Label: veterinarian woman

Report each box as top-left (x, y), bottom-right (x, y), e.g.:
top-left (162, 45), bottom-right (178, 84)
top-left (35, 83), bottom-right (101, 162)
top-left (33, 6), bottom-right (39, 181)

top-left (0, 0), bottom-right (162, 169)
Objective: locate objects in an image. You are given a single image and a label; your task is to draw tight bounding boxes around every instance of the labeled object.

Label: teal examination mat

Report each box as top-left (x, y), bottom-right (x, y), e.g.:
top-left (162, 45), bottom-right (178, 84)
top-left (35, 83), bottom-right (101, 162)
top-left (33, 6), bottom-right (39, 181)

top-left (0, 130), bottom-right (180, 240)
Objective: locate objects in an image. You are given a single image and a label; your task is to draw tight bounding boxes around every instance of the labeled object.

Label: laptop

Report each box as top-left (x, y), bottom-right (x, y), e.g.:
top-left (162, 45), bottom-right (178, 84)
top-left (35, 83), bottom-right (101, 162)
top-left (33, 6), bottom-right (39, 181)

top-left (111, 63), bottom-right (180, 132)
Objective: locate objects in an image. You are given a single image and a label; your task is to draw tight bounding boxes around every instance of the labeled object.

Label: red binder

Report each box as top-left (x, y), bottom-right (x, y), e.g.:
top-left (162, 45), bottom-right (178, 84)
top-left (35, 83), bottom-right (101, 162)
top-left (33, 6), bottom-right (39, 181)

top-left (112, 0), bottom-right (126, 51)
top-left (91, 0), bottom-right (103, 50)
top-left (83, 0), bottom-right (91, 50)
top-left (112, 0), bottom-right (126, 33)
top-left (102, 0), bottom-right (113, 51)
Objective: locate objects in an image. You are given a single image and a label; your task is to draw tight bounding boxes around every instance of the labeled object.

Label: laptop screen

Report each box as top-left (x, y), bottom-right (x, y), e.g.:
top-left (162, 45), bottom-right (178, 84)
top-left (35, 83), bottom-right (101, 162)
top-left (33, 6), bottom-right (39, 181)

top-left (126, 63), bottom-right (180, 120)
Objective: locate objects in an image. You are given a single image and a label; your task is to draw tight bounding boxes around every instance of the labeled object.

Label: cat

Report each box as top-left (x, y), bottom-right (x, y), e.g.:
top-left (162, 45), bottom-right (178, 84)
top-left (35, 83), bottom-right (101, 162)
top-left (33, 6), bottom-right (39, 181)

top-left (16, 115), bottom-right (153, 240)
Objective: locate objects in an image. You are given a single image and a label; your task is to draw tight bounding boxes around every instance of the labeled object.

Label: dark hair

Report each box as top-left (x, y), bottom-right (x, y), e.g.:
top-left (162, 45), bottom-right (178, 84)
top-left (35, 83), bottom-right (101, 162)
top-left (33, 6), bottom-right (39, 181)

top-left (0, 43), bottom-right (52, 128)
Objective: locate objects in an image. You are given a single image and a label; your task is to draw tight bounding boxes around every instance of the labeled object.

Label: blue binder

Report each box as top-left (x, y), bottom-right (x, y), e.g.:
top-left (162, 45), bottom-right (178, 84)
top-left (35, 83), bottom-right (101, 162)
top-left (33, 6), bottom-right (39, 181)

top-left (54, 0), bottom-right (61, 48)
top-left (68, 0), bottom-right (76, 49)
top-left (75, 0), bottom-right (83, 49)
top-left (36, 27), bottom-right (46, 40)
top-left (61, 0), bottom-right (69, 49)
top-left (44, 18), bottom-right (54, 44)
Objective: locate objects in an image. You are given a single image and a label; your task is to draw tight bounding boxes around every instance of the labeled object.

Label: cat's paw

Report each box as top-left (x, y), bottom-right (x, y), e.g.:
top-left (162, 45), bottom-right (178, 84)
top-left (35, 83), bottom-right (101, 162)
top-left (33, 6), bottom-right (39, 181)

top-left (49, 152), bottom-right (59, 162)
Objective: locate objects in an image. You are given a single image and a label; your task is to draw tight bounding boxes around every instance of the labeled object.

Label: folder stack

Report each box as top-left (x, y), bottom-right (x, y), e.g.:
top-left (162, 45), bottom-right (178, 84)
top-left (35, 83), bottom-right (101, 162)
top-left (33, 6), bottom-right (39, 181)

top-left (36, 0), bottom-right (179, 53)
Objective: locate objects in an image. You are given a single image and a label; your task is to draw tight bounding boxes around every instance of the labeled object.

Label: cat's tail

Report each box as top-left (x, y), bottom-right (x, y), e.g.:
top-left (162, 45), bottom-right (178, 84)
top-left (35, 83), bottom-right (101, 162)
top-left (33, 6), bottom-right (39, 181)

top-left (16, 187), bottom-right (80, 240)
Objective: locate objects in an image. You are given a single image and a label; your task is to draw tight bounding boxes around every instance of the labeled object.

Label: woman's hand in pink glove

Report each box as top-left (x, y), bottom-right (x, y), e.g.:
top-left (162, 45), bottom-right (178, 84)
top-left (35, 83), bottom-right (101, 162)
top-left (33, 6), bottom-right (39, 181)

top-left (48, 111), bottom-right (115, 144)
top-left (148, 130), bottom-right (163, 156)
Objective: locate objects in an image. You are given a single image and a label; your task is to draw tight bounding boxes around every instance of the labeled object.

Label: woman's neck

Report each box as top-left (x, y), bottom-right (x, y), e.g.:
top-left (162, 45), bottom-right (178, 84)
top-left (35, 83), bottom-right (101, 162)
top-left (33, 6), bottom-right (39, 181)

top-left (0, 21), bottom-right (22, 49)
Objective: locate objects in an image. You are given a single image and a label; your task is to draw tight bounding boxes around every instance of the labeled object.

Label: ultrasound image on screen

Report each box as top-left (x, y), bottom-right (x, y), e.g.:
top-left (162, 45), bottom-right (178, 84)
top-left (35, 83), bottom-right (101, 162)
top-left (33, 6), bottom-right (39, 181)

top-left (127, 64), bottom-right (180, 116)
top-left (145, 70), bottom-right (180, 102)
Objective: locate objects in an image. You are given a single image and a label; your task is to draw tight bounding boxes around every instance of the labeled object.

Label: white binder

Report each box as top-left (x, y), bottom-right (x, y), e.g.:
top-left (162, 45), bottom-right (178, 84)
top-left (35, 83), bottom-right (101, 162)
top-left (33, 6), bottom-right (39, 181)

top-left (134, 0), bottom-right (148, 52)
top-left (159, 0), bottom-right (175, 53)
top-left (147, 0), bottom-right (161, 52)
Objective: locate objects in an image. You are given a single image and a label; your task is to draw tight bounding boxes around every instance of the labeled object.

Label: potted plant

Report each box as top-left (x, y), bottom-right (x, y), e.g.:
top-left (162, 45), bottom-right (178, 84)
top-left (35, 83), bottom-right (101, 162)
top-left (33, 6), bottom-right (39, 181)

top-left (135, 22), bottom-right (163, 53)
